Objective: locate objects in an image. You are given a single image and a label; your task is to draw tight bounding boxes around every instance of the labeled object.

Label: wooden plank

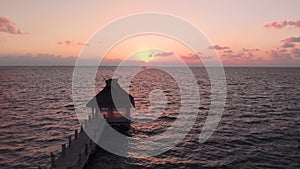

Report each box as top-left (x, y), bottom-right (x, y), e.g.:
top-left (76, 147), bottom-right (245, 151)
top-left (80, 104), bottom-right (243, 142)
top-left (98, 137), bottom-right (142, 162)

top-left (49, 131), bottom-right (95, 169)
top-left (45, 109), bottom-right (130, 169)
top-left (48, 115), bottom-right (103, 169)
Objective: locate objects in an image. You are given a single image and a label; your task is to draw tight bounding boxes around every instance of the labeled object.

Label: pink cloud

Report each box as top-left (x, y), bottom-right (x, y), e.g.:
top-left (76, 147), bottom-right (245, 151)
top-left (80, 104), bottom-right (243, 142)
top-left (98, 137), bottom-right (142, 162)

top-left (245, 52), bottom-right (255, 59)
top-left (0, 16), bottom-right (25, 34)
top-left (77, 42), bottom-right (88, 46)
top-left (279, 49), bottom-right (288, 53)
top-left (264, 20), bottom-right (300, 29)
top-left (180, 54), bottom-right (199, 60)
top-left (65, 40), bottom-right (72, 45)
top-left (180, 53), bottom-right (212, 61)
top-left (279, 36), bottom-right (300, 49)
top-left (291, 48), bottom-right (300, 58)
top-left (223, 50), bottom-right (233, 53)
top-left (221, 49), bottom-right (258, 60)
top-left (281, 36), bottom-right (300, 43)
top-left (208, 45), bottom-right (230, 50)
top-left (222, 52), bottom-right (244, 58)
top-left (154, 51), bottom-right (174, 57)
top-left (270, 49), bottom-right (291, 58)
top-left (280, 42), bottom-right (295, 48)
top-left (56, 40), bottom-right (88, 46)
top-left (242, 48), bottom-right (259, 52)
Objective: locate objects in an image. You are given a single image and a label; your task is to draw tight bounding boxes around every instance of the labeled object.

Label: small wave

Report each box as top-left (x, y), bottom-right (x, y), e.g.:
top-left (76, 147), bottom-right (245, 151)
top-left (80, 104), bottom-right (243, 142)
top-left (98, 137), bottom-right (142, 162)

top-left (198, 106), bottom-right (209, 110)
top-left (157, 115), bottom-right (177, 121)
top-left (63, 104), bottom-right (75, 110)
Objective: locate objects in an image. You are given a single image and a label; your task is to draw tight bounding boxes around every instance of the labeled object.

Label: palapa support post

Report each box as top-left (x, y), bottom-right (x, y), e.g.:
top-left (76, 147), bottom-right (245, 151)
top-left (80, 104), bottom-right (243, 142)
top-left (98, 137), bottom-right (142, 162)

top-left (75, 130), bottom-right (78, 139)
top-left (50, 152), bottom-right (55, 168)
top-left (68, 135), bottom-right (72, 147)
top-left (61, 144), bottom-right (66, 157)
top-left (80, 125), bottom-right (83, 133)
top-left (95, 108), bottom-right (99, 118)
top-left (88, 115), bottom-right (91, 122)
top-left (82, 120), bottom-right (85, 128)
top-left (92, 108), bottom-right (95, 119)
top-left (84, 119), bottom-right (88, 128)
top-left (85, 143), bottom-right (88, 155)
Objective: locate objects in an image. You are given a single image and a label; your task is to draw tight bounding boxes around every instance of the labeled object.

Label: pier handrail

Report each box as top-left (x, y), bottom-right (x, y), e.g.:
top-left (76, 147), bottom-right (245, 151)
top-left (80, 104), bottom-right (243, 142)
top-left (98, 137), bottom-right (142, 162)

top-left (68, 139), bottom-right (95, 169)
top-left (44, 110), bottom-right (100, 169)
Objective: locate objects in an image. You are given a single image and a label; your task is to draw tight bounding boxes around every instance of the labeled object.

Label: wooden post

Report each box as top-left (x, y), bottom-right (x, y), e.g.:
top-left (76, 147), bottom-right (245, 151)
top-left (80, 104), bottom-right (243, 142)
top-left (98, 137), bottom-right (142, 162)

top-left (92, 108), bottom-right (95, 118)
top-left (88, 115), bottom-right (91, 122)
top-left (75, 130), bottom-right (78, 139)
top-left (95, 108), bottom-right (99, 118)
top-left (84, 119), bottom-right (87, 128)
top-left (78, 153), bottom-right (81, 166)
top-left (50, 152), bottom-right (55, 167)
top-left (68, 135), bottom-right (72, 147)
top-left (61, 144), bottom-right (66, 156)
top-left (85, 144), bottom-right (88, 155)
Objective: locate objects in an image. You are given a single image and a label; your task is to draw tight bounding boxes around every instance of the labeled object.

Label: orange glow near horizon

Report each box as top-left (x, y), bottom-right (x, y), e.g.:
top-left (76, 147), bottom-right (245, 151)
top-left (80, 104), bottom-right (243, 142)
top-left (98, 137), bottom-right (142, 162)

top-left (102, 34), bottom-right (194, 63)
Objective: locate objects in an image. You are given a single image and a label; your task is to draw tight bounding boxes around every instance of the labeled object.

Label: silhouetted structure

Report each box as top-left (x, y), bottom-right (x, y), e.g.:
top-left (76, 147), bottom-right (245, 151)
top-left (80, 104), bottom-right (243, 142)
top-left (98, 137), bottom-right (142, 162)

top-left (86, 78), bottom-right (135, 128)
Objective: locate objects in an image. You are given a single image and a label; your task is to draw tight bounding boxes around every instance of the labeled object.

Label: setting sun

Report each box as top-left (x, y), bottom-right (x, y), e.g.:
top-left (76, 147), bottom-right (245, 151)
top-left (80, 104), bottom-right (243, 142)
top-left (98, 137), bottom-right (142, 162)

top-left (135, 50), bottom-right (155, 63)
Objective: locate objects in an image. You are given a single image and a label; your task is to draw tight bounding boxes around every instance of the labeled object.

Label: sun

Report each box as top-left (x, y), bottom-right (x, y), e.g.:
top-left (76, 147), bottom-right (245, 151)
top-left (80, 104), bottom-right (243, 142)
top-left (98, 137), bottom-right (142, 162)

top-left (134, 49), bottom-right (156, 63)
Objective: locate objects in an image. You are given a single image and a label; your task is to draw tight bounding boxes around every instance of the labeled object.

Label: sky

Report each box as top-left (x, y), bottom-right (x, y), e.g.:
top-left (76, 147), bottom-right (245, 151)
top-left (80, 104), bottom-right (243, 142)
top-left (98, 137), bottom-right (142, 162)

top-left (0, 0), bottom-right (300, 67)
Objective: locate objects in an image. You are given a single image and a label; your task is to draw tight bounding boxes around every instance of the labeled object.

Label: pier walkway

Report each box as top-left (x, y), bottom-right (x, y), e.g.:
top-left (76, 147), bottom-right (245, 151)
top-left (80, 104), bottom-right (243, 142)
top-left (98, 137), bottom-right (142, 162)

top-left (47, 112), bottom-right (103, 169)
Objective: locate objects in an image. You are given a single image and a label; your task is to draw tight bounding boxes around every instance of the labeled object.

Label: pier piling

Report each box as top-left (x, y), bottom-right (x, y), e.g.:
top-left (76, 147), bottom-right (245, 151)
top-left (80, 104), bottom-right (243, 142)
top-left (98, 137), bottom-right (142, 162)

top-left (68, 136), bottom-right (72, 147)
top-left (84, 144), bottom-right (88, 155)
top-left (50, 152), bottom-right (56, 168)
top-left (75, 130), bottom-right (78, 139)
top-left (61, 144), bottom-right (66, 157)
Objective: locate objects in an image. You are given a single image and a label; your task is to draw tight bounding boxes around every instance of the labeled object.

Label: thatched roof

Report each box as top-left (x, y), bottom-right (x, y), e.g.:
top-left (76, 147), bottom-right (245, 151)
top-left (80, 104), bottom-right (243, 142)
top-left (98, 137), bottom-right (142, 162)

top-left (86, 79), bottom-right (135, 108)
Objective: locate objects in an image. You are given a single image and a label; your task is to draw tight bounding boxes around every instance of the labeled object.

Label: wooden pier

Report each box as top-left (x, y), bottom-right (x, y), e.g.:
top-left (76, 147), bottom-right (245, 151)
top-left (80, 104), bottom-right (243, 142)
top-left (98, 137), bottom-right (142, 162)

top-left (46, 111), bottom-right (104, 169)
top-left (41, 78), bottom-right (134, 169)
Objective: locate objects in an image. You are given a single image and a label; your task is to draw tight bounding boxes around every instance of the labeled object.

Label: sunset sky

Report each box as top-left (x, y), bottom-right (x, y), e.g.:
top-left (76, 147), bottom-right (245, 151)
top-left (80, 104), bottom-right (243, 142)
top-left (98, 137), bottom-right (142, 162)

top-left (0, 0), bottom-right (300, 66)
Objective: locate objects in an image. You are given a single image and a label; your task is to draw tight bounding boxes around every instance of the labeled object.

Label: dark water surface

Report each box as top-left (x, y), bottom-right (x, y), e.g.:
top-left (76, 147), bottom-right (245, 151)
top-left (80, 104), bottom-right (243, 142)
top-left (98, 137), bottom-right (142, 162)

top-left (0, 67), bottom-right (299, 169)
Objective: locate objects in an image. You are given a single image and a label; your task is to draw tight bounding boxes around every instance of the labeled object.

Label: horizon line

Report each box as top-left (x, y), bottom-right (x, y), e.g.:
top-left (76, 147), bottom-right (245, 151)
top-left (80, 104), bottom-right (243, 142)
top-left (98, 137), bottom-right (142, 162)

top-left (0, 65), bottom-right (299, 68)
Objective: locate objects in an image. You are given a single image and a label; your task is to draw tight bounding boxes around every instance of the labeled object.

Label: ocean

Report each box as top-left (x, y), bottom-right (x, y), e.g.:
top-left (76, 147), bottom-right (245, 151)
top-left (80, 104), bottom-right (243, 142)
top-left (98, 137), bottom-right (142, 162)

top-left (0, 66), bottom-right (299, 169)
